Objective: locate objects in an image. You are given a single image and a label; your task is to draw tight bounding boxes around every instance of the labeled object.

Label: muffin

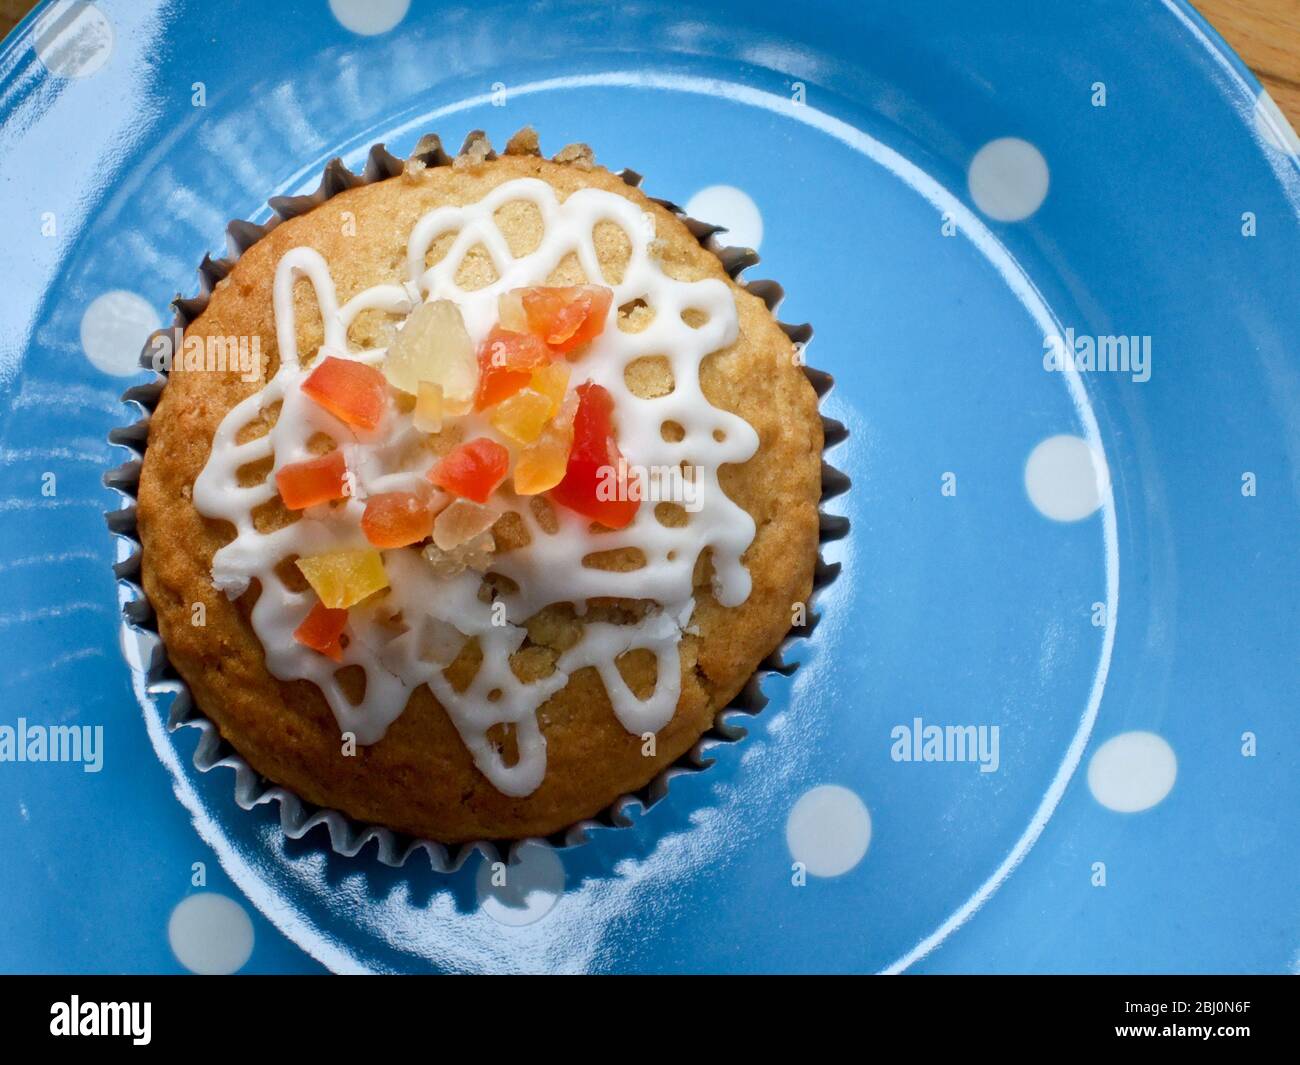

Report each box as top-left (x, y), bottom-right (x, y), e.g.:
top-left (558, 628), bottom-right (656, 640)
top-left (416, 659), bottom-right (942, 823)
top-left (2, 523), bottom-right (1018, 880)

top-left (136, 130), bottom-right (823, 843)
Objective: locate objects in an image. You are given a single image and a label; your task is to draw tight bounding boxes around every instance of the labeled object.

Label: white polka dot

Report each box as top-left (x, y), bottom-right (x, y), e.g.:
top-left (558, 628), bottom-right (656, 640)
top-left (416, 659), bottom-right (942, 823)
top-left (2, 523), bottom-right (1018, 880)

top-left (475, 843), bottom-right (564, 926)
top-left (328, 0), bottom-right (409, 36)
top-left (1087, 731), bottom-right (1177, 813)
top-left (33, 1), bottom-right (113, 78)
top-left (968, 138), bottom-right (1049, 222)
top-left (1024, 434), bottom-right (1107, 522)
top-left (786, 784), bottom-right (871, 877)
top-left (168, 893), bottom-right (254, 974)
top-left (80, 291), bottom-right (160, 377)
top-left (1254, 91), bottom-right (1300, 157)
top-left (685, 185), bottom-right (763, 250)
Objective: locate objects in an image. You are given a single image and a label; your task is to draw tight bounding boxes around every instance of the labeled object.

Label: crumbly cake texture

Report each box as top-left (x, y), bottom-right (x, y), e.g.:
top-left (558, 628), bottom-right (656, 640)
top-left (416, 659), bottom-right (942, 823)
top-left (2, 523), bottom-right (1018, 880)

top-left (137, 140), bottom-right (823, 842)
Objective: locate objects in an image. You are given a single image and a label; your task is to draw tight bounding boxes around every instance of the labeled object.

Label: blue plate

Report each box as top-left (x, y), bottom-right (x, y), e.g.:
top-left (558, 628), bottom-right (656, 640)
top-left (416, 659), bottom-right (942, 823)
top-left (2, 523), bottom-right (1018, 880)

top-left (0, 0), bottom-right (1296, 974)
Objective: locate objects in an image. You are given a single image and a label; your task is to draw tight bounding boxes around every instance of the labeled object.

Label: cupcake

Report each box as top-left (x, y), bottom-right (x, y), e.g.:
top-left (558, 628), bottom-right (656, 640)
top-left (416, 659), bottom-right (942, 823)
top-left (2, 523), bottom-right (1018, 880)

top-left (135, 129), bottom-right (824, 843)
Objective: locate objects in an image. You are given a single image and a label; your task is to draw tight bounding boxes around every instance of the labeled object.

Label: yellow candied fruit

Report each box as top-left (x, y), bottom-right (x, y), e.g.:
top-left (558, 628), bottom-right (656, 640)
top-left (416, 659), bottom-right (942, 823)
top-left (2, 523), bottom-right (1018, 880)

top-left (528, 361), bottom-right (570, 415)
top-left (414, 380), bottom-right (443, 433)
top-left (383, 299), bottom-right (478, 407)
top-left (497, 289), bottom-right (528, 332)
top-left (513, 436), bottom-right (569, 495)
top-left (296, 548), bottom-right (389, 609)
top-left (514, 393), bottom-right (578, 495)
top-left (489, 388), bottom-right (555, 444)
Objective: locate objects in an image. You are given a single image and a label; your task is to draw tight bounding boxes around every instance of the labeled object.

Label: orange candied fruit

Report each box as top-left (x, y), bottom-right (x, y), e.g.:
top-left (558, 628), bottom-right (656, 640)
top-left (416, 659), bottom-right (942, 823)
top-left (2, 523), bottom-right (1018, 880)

top-left (293, 600), bottom-right (348, 661)
top-left (427, 437), bottom-right (510, 504)
top-left (521, 284), bottom-right (612, 353)
top-left (474, 327), bottom-right (551, 411)
top-left (301, 355), bottom-right (388, 430)
top-left (361, 490), bottom-right (435, 549)
top-left (275, 449), bottom-right (349, 510)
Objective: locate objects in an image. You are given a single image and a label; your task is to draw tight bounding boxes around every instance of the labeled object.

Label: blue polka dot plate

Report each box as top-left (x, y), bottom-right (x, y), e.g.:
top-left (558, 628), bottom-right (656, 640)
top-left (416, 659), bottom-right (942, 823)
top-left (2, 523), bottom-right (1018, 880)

top-left (0, 0), bottom-right (1296, 973)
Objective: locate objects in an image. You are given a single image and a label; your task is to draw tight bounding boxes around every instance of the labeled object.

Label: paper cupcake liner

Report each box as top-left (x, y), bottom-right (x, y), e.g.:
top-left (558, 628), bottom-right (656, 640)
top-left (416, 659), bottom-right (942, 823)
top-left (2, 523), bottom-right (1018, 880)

top-left (104, 129), bottom-right (849, 871)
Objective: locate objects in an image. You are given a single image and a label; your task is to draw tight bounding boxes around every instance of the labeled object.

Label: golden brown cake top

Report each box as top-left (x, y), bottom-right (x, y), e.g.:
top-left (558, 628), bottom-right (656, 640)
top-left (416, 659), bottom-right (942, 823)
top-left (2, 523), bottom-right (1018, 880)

top-left (138, 143), bottom-right (822, 840)
top-left (191, 155), bottom-right (768, 794)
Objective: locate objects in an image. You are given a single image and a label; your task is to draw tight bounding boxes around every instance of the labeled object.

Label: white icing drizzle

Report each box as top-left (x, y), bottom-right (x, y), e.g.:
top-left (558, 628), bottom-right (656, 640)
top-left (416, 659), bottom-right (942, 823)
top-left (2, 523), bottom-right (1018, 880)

top-left (192, 178), bottom-right (758, 797)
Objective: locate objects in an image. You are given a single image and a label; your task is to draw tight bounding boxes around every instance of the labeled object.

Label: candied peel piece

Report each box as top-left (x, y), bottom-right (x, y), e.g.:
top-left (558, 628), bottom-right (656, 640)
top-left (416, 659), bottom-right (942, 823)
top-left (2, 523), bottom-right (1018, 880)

top-left (296, 548), bottom-right (389, 609)
top-left (293, 600), bottom-right (348, 661)
top-left (489, 360), bottom-right (571, 457)
top-left (514, 391), bottom-right (578, 496)
top-left (521, 284), bottom-right (612, 353)
top-left (474, 327), bottom-right (550, 410)
top-left (528, 361), bottom-right (570, 413)
top-left (275, 449), bottom-right (348, 510)
top-left (433, 498), bottom-right (499, 551)
top-left (428, 436), bottom-right (509, 504)
top-left (549, 381), bottom-right (640, 529)
top-left (414, 381), bottom-right (443, 433)
top-left (301, 356), bottom-right (387, 431)
top-left (383, 299), bottom-right (477, 410)
top-left (489, 388), bottom-right (555, 444)
top-left (361, 490), bottom-right (435, 549)
top-left (421, 530), bottom-right (495, 578)
top-left (497, 289), bottom-right (528, 332)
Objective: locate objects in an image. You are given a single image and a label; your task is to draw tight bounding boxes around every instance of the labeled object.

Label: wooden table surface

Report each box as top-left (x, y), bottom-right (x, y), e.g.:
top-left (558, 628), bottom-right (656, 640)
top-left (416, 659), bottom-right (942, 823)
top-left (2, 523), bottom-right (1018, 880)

top-left (1, 0), bottom-right (1296, 123)
top-left (1197, 0), bottom-right (1300, 123)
